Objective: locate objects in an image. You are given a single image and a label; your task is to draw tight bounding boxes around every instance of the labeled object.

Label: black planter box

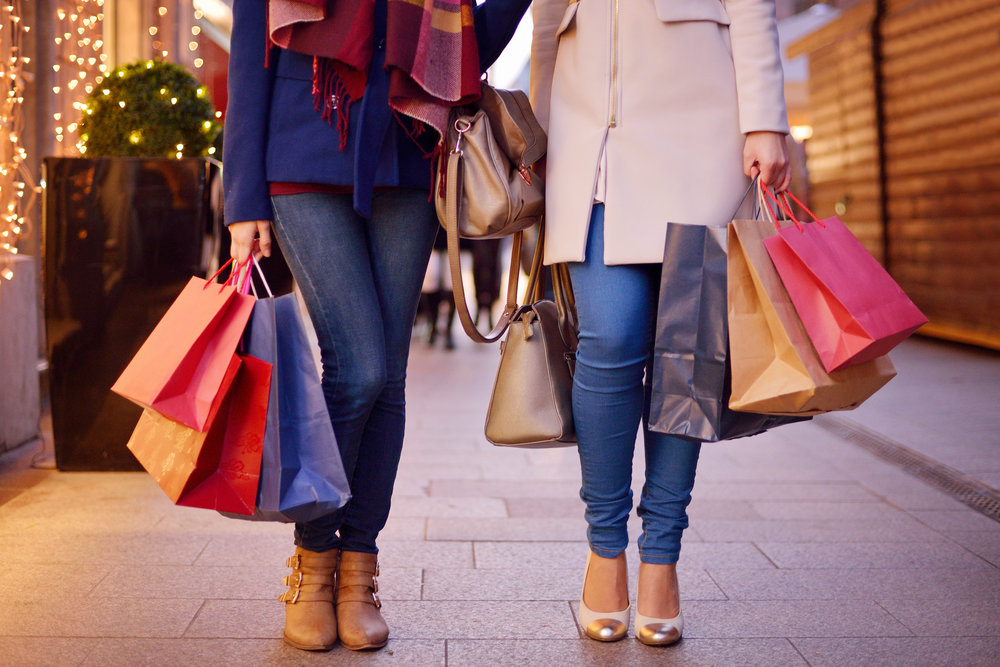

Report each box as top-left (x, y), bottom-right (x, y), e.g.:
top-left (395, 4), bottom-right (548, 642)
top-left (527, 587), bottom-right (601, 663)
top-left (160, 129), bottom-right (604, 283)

top-left (42, 157), bottom-right (219, 471)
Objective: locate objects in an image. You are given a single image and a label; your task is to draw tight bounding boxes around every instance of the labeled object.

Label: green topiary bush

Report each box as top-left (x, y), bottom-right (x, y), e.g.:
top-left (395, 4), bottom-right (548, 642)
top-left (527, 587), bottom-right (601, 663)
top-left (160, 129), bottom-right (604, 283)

top-left (78, 59), bottom-right (221, 158)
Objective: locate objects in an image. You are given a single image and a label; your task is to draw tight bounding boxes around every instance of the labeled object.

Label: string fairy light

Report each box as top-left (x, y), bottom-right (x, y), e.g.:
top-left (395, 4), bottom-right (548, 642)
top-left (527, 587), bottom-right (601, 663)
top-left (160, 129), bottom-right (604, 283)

top-left (1, 2), bottom-right (216, 279)
top-left (192, 5), bottom-right (205, 68)
top-left (50, 0), bottom-right (105, 154)
top-left (0, 0), bottom-right (37, 278)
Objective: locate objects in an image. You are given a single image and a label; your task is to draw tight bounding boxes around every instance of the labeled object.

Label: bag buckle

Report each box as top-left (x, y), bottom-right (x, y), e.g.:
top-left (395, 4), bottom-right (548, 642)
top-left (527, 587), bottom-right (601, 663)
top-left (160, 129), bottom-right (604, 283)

top-left (452, 118), bottom-right (472, 155)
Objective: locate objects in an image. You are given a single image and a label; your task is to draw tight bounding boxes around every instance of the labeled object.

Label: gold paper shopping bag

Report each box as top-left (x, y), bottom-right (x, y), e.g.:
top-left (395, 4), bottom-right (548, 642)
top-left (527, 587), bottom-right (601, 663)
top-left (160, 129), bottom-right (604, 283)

top-left (726, 217), bottom-right (895, 415)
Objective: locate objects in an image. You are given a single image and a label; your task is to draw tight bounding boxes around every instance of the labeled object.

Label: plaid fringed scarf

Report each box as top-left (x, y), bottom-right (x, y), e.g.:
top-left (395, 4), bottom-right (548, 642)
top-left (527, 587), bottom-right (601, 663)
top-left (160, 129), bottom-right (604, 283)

top-left (268, 0), bottom-right (481, 150)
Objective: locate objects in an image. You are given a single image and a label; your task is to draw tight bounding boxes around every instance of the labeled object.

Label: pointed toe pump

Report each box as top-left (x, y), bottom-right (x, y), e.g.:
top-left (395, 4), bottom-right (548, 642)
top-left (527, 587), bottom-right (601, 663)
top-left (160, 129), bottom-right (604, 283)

top-left (578, 551), bottom-right (630, 642)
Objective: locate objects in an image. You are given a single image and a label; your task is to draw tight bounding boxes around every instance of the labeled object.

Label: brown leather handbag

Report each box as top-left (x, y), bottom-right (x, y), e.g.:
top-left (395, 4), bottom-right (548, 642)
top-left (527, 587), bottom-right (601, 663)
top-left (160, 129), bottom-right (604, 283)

top-left (484, 225), bottom-right (578, 448)
top-left (436, 82), bottom-right (547, 343)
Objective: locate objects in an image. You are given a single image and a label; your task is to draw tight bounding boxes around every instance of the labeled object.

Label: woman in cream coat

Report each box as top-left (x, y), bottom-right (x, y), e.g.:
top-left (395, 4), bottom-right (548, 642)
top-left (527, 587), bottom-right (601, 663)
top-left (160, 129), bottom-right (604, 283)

top-left (531, 0), bottom-right (791, 646)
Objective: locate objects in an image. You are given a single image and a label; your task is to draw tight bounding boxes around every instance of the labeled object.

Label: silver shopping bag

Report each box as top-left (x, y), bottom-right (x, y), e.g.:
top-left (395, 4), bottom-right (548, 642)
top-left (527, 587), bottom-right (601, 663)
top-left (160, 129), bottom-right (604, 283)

top-left (648, 222), bottom-right (807, 442)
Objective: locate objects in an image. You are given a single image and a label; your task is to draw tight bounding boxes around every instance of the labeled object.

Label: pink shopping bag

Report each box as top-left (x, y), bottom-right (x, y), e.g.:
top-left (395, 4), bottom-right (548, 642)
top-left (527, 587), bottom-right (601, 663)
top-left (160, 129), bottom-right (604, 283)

top-left (761, 190), bottom-right (927, 372)
top-left (111, 260), bottom-right (255, 430)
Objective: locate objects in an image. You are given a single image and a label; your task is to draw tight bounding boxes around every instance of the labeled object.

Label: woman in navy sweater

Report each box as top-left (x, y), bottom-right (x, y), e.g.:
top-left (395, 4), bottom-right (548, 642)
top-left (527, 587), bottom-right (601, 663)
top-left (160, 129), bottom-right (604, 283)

top-left (224, 0), bottom-right (530, 652)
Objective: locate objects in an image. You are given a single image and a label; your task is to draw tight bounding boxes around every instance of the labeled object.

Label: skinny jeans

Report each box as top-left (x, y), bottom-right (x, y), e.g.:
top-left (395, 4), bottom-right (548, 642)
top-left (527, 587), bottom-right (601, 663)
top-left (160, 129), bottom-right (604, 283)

top-left (269, 189), bottom-right (438, 554)
top-left (568, 204), bottom-right (702, 564)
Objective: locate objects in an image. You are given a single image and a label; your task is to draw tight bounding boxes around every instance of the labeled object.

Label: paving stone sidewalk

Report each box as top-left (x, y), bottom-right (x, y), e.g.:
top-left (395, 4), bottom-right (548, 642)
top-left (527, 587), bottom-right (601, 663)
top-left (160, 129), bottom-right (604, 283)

top-left (1, 337), bottom-right (998, 666)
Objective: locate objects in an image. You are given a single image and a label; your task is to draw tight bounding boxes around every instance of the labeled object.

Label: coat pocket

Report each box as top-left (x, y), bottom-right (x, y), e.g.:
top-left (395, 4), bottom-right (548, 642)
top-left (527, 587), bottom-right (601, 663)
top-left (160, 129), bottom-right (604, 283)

top-left (653, 0), bottom-right (731, 25)
top-left (555, 1), bottom-right (580, 38)
top-left (273, 49), bottom-right (314, 82)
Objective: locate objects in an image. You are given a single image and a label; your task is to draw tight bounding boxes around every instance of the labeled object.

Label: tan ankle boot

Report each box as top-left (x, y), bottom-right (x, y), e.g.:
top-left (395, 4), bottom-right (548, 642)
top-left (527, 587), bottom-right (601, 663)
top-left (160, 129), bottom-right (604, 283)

top-left (336, 551), bottom-right (389, 650)
top-left (279, 546), bottom-right (339, 651)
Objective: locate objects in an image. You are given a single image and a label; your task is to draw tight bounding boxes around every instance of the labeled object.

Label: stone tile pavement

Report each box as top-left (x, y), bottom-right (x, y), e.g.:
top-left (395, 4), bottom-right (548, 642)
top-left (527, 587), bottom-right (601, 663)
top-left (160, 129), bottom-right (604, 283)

top-left (1, 336), bottom-right (998, 666)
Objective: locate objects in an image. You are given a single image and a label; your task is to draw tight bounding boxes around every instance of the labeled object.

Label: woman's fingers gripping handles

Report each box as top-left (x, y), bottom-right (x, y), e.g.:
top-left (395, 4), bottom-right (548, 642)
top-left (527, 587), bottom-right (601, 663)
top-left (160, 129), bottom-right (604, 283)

top-left (229, 219), bottom-right (272, 266)
top-left (743, 131), bottom-right (791, 193)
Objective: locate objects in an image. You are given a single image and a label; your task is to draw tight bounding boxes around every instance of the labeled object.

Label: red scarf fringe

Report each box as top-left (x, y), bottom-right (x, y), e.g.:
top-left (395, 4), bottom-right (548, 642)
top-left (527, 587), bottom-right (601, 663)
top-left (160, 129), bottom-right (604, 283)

top-left (312, 56), bottom-right (353, 151)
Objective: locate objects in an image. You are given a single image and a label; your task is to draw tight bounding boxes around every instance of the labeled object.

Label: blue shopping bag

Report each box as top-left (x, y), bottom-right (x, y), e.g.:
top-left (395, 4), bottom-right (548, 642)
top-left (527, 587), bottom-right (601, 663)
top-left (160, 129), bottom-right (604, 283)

top-left (221, 277), bottom-right (350, 522)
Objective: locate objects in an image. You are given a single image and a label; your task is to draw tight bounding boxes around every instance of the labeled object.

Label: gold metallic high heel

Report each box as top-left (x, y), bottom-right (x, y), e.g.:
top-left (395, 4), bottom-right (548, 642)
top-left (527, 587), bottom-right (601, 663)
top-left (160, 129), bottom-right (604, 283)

top-left (634, 562), bottom-right (683, 646)
top-left (578, 551), bottom-right (630, 642)
top-left (634, 610), bottom-right (683, 646)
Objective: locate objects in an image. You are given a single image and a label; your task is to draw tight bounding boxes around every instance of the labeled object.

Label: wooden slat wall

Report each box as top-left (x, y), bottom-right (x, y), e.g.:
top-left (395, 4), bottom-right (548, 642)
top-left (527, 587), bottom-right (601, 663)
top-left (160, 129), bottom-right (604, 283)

top-left (791, 3), bottom-right (884, 262)
top-left (791, 0), bottom-right (1000, 349)
top-left (881, 0), bottom-right (1000, 347)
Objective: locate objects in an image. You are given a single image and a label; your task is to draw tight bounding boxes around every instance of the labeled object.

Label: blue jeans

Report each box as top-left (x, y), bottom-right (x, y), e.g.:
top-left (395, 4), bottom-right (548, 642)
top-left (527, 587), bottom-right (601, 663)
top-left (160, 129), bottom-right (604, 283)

top-left (569, 205), bottom-right (702, 565)
top-left (270, 190), bottom-right (439, 554)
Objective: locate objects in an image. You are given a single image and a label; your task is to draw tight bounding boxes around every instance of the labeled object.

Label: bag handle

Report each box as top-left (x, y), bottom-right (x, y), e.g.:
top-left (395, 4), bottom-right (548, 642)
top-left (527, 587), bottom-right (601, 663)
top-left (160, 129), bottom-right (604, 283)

top-left (521, 220), bottom-right (578, 342)
top-left (443, 138), bottom-right (521, 343)
top-left (756, 181), bottom-right (804, 231)
top-left (551, 262), bottom-right (578, 343)
top-left (246, 254), bottom-right (275, 298)
top-left (777, 190), bottom-right (826, 229)
top-left (522, 220), bottom-right (546, 304)
top-left (205, 256), bottom-right (251, 294)
top-left (756, 181), bottom-right (828, 233)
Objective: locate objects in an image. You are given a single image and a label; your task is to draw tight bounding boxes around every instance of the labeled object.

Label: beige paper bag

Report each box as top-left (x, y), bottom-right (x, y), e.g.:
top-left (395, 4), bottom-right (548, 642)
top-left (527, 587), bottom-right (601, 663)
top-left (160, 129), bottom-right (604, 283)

top-left (727, 218), bottom-right (896, 415)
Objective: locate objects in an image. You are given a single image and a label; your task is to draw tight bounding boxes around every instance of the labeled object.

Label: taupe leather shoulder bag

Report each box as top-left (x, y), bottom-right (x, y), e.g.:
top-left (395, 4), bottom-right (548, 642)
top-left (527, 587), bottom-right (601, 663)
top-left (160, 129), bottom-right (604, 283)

top-left (436, 82), bottom-right (547, 343)
top-left (484, 224), bottom-right (578, 448)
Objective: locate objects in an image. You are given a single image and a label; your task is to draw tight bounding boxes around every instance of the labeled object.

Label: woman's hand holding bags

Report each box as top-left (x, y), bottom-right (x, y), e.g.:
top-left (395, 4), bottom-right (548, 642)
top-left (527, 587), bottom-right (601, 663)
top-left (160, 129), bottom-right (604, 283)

top-left (119, 258), bottom-right (352, 519)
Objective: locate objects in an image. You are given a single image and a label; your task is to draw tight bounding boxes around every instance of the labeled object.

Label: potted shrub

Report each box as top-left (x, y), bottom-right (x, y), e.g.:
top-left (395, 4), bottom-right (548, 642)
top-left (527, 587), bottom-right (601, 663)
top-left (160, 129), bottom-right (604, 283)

top-left (78, 59), bottom-right (220, 159)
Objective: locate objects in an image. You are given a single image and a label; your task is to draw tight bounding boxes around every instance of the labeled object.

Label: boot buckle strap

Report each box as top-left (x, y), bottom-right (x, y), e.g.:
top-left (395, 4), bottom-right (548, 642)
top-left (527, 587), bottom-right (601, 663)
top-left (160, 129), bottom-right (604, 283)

top-left (373, 592), bottom-right (382, 609)
top-left (282, 572), bottom-right (303, 587)
top-left (278, 588), bottom-right (301, 604)
top-left (285, 554), bottom-right (301, 569)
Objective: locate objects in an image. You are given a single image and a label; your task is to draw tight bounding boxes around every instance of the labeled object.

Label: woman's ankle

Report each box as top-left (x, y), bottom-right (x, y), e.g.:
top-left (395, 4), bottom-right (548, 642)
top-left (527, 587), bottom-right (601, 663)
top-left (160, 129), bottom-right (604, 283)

top-left (582, 550), bottom-right (629, 612)
top-left (636, 561), bottom-right (680, 619)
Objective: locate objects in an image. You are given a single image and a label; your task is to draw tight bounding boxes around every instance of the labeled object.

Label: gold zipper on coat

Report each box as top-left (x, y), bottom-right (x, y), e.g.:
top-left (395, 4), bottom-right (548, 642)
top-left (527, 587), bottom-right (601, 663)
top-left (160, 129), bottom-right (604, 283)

top-left (608, 0), bottom-right (619, 128)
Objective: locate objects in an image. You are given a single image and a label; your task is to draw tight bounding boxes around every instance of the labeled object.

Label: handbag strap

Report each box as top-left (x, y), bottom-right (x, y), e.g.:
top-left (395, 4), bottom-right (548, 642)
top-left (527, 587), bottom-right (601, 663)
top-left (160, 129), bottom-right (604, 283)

top-left (443, 145), bottom-right (522, 344)
top-left (521, 220), bottom-right (578, 341)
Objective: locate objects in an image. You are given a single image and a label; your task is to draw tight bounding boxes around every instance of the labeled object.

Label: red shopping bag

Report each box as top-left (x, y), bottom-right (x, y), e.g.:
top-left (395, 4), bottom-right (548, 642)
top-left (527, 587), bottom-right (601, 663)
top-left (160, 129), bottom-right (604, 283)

top-left (127, 353), bottom-right (271, 515)
top-left (761, 191), bottom-right (927, 372)
top-left (112, 261), bottom-right (255, 430)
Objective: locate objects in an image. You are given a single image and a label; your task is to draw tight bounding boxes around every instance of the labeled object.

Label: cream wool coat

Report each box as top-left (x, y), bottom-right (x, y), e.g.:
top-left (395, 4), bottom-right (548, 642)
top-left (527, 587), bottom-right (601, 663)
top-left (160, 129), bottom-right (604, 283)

top-left (530, 0), bottom-right (789, 265)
